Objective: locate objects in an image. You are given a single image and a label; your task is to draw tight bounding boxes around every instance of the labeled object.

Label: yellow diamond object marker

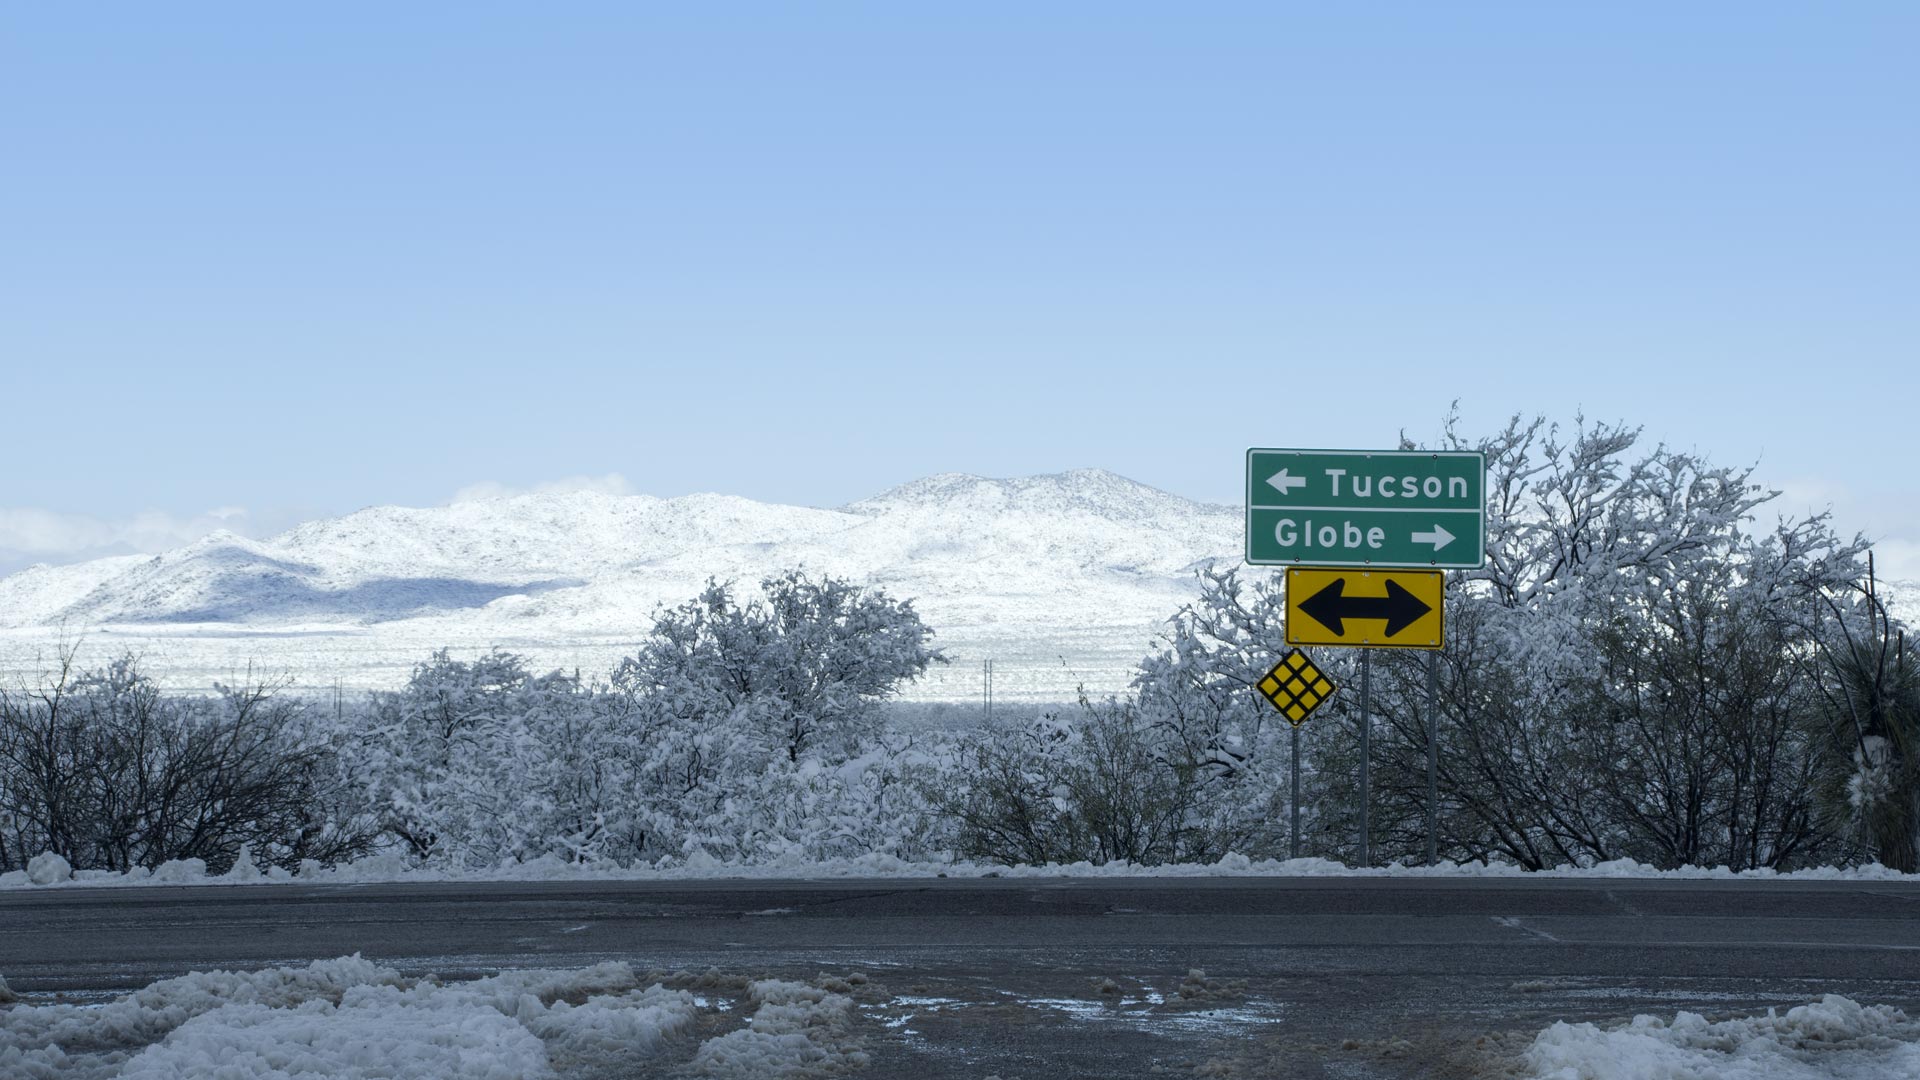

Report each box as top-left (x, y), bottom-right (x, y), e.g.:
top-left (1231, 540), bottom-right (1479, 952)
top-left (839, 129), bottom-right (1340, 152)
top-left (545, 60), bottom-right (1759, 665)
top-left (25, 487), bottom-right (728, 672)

top-left (1257, 647), bottom-right (1336, 727)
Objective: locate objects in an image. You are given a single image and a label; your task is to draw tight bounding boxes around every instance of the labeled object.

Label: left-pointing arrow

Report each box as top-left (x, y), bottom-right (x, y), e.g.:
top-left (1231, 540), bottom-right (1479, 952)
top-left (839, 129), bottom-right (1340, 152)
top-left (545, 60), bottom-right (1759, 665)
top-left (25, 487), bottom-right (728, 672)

top-left (1266, 468), bottom-right (1306, 496)
top-left (1297, 577), bottom-right (1433, 637)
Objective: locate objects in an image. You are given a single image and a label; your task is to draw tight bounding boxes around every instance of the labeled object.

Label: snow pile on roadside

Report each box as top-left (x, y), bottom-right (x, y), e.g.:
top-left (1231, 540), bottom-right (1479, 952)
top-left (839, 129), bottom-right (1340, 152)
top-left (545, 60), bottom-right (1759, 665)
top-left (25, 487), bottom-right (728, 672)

top-left (0, 956), bottom-right (697, 1080)
top-left (690, 979), bottom-right (867, 1077)
top-left (4, 848), bottom-right (1916, 890)
top-left (24, 851), bottom-right (70, 885)
top-left (1523, 995), bottom-right (1920, 1080)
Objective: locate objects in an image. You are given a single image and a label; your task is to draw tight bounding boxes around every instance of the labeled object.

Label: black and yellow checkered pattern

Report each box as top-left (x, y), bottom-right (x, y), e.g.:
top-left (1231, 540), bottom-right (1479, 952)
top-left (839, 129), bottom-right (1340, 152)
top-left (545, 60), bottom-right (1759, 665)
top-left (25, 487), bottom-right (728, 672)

top-left (1257, 648), bottom-right (1335, 727)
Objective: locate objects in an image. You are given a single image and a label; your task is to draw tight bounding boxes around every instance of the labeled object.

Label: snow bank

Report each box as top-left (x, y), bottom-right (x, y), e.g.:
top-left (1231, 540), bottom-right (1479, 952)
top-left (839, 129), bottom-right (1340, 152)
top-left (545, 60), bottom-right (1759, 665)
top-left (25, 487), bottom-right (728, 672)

top-left (0, 956), bottom-right (697, 1080)
top-left (2, 848), bottom-right (1915, 891)
top-left (1523, 995), bottom-right (1920, 1080)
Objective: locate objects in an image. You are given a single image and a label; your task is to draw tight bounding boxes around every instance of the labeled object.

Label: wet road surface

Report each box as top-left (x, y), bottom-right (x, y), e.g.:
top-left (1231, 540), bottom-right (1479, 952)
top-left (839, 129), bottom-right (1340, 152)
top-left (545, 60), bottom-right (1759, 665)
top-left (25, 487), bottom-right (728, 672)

top-left (4, 876), bottom-right (1918, 1077)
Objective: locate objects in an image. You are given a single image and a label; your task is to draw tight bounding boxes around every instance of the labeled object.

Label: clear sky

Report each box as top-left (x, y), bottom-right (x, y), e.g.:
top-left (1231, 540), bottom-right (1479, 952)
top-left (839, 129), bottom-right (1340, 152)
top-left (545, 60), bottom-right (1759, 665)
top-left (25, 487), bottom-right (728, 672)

top-left (3, 5), bottom-right (1916, 576)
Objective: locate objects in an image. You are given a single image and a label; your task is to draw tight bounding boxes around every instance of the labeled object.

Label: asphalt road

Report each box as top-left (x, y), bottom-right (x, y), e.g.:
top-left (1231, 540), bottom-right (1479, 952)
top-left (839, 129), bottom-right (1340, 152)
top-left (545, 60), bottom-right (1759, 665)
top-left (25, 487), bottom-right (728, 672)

top-left (5, 876), bottom-right (1919, 1078)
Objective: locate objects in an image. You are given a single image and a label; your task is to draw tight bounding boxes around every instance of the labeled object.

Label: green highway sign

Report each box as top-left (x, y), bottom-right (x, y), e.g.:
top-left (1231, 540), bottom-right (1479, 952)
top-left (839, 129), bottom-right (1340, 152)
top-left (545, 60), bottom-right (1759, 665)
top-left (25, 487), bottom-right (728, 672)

top-left (1245, 448), bottom-right (1486, 568)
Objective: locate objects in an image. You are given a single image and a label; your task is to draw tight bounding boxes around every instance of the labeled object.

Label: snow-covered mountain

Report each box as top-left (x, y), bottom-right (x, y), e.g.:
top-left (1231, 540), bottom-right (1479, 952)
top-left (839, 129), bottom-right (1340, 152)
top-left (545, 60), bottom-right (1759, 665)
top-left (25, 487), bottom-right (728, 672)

top-left (0, 471), bottom-right (1241, 702)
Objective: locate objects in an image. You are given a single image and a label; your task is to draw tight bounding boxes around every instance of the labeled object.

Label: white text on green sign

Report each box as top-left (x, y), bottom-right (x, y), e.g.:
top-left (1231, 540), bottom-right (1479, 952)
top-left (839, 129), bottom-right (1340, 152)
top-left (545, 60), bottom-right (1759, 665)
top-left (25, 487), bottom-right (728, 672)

top-left (1245, 448), bottom-right (1486, 568)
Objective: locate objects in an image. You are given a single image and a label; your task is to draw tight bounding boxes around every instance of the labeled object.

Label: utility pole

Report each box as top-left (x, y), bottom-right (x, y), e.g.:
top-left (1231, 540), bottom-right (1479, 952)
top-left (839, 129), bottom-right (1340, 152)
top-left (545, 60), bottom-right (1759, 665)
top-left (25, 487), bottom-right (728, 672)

top-left (982, 658), bottom-right (994, 722)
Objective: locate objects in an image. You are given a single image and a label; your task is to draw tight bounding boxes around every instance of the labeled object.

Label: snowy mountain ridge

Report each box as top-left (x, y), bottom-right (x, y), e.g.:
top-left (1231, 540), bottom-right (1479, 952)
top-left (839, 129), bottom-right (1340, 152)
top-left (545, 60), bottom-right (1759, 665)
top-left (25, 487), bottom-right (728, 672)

top-left (0, 470), bottom-right (1241, 701)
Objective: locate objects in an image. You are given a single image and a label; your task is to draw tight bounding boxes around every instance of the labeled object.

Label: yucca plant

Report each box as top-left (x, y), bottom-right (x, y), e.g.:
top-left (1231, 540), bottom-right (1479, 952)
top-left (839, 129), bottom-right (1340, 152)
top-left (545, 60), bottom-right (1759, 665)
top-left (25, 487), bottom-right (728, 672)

top-left (1812, 557), bottom-right (1920, 873)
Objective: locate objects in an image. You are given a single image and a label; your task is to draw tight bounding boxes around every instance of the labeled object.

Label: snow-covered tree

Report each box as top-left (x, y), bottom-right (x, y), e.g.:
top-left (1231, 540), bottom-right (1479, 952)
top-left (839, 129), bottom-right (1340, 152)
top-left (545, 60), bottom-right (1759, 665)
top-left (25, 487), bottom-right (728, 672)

top-left (1356, 413), bottom-right (1870, 868)
top-left (351, 649), bottom-right (614, 867)
top-left (1051, 413), bottom-right (1877, 871)
top-left (607, 572), bottom-right (944, 860)
top-left (615, 572), bottom-right (942, 764)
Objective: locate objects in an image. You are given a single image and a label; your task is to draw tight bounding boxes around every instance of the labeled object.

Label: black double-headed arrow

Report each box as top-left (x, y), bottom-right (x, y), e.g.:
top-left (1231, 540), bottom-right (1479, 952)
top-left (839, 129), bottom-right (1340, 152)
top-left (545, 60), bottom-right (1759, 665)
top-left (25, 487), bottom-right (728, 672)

top-left (1297, 576), bottom-right (1432, 638)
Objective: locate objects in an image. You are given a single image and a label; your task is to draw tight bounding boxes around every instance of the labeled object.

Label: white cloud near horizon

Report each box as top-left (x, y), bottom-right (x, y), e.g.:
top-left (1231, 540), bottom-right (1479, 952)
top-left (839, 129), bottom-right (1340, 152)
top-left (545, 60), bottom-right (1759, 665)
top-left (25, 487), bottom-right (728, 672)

top-left (449, 473), bottom-right (636, 504)
top-left (0, 474), bottom-right (643, 574)
top-left (0, 506), bottom-right (257, 575)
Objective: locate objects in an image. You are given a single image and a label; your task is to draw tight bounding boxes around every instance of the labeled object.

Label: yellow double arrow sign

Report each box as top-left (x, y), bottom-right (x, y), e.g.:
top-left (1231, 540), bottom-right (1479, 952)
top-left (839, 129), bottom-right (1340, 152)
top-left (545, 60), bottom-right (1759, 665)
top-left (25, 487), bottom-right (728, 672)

top-left (1284, 567), bottom-right (1444, 649)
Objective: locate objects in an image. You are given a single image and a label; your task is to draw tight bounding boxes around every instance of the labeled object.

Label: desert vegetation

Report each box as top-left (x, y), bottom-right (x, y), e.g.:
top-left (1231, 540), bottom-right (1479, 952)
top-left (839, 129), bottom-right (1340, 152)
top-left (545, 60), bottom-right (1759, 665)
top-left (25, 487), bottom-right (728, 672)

top-left (3, 416), bottom-right (1915, 876)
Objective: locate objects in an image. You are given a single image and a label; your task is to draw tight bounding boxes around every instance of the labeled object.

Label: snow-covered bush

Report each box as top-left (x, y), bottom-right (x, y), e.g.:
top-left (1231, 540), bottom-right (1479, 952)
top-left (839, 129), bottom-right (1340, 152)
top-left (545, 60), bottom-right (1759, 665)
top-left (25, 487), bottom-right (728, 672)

top-left (933, 694), bottom-right (1281, 867)
top-left (934, 709), bottom-right (1088, 866)
top-left (614, 573), bottom-right (943, 766)
top-left (347, 649), bottom-right (623, 867)
top-left (0, 651), bottom-right (375, 875)
top-left (334, 573), bottom-right (947, 869)
top-left (1310, 414), bottom-right (1871, 869)
top-left (605, 572), bottom-right (944, 861)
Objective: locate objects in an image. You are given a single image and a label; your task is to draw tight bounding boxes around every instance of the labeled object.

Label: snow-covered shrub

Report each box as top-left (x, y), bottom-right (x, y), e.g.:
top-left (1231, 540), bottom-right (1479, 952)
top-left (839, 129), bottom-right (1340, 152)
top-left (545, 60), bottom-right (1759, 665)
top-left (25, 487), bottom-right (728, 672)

top-left (0, 651), bottom-right (375, 875)
top-left (347, 649), bottom-right (624, 868)
top-left (1326, 415), bottom-right (1868, 869)
top-left (606, 572), bottom-right (944, 861)
top-left (656, 739), bottom-right (950, 865)
top-left (934, 710), bottom-right (1083, 866)
top-left (614, 573), bottom-right (943, 766)
top-left (334, 573), bottom-right (947, 869)
top-left (935, 560), bottom-right (1305, 868)
top-left (933, 694), bottom-right (1277, 867)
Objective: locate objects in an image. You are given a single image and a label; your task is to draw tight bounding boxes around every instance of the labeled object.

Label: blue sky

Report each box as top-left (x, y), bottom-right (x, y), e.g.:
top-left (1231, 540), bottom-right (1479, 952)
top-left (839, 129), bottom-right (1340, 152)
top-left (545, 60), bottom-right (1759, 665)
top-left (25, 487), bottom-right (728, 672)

top-left (3, 5), bottom-right (1915, 574)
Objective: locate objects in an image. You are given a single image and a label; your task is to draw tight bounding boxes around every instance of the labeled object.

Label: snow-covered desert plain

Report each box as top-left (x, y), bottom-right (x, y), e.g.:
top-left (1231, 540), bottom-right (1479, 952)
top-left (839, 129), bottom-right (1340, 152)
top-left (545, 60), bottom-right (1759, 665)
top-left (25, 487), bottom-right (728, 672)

top-left (0, 470), bottom-right (1235, 703)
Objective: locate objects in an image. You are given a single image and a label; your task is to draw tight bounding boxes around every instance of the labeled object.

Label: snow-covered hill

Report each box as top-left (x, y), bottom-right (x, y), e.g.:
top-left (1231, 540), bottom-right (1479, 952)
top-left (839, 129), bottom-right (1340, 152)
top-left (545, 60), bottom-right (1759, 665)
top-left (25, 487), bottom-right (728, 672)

top-left (0, 471), bottom-right (1241, 702)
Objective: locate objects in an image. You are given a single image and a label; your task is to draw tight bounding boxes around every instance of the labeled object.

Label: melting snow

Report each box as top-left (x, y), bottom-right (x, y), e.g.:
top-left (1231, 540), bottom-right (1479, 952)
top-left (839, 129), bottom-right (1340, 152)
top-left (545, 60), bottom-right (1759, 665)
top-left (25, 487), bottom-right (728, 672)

top-left (1523, 995), bottom-right (1920, 1080)
top-left (688, 979), bottom-right (867, 1076)
top-left (0, 957), bottom-right (697, 1080)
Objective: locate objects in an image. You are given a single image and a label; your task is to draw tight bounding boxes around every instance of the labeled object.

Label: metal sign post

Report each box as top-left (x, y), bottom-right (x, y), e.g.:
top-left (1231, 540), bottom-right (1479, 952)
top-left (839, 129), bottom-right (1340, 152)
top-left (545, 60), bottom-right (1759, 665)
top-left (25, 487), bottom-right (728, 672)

top-left (1256, 649), bottom-right (1334, 862)
top-left (1425, 651), bottom-right (1439, 866)
top-left (1290, 725), bottom-right (1302, 861)
top-left (1246, 446), bottom-right (1484, 872)
top-left (1358, 649), bottom-right (1371, 867)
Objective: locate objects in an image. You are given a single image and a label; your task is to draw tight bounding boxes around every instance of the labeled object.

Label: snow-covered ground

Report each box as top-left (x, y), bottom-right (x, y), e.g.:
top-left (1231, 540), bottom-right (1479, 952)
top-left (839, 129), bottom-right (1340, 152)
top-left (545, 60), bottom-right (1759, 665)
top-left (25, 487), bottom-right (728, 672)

top-left (3, 849), bottom-right (1914, 891)
top-left (1522, 996), bottom-right (1920, 1079)
top-left (5, 956), bottom-right (1917, 1080)
top-left (0, 957), bottom-right (870, 1079)
top-left (0, 470), bottom-right (1237, 703)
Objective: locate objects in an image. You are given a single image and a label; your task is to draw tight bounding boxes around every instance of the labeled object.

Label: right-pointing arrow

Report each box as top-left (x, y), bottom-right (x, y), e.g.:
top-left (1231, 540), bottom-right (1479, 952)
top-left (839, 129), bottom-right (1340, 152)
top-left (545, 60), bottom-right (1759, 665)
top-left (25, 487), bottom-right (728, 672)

top-left (1411, 524), bottom-right (1455, 551)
